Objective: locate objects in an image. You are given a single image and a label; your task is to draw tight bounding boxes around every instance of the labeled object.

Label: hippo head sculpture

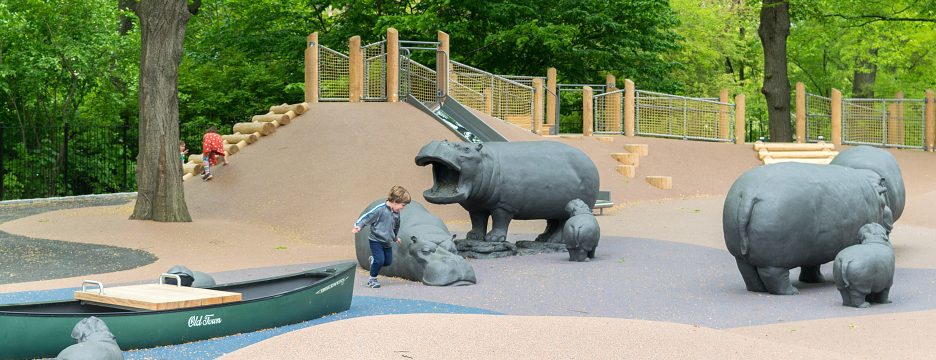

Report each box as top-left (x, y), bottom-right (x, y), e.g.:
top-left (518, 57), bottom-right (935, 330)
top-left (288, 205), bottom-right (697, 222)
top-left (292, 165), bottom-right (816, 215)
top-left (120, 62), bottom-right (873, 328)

top-left (830, 145), bottom-right (905, 221)
top-left (165, 265), bottom-right (216, 288)
top-left (355, 199), bottom-right (476, 286)
top-left (56, 316), bottom-right (123, 360)
top-left (414, 140), bottom-right (483, 204)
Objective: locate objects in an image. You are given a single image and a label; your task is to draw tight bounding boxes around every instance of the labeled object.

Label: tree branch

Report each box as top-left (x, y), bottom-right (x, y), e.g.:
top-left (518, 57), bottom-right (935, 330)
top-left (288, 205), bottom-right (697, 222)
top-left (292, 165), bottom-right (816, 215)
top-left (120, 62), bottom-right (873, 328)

top-left (188, 0), bottom-right (202, 16)
top-left (821, 12), bottom-right (936, 27)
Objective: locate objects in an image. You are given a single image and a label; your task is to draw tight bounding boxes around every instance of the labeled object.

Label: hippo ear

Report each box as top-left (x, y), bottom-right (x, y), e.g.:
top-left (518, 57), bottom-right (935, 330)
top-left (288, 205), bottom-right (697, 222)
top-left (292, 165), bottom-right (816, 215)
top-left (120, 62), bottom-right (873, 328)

top-left (475, 143), bottom-right (483, 151)
top-left (451, 233), bottom-right (457, 240)
top-left (411, 235), bottom-right (418, 243)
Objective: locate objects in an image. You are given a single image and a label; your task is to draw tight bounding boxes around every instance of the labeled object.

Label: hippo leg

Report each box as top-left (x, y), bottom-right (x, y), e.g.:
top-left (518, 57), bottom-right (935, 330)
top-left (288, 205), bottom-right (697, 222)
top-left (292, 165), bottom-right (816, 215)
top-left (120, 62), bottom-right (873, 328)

top-left (798, 265), bottom-right (825, 283)
top-left (756, 266), bottom-right (799, 295)
top-left (534, 219), bottom-right (564, 243)
top-left (466, 211), bottom-right (490, 241)
top-left (734, 258), bottom-right (767, 292)
top-left (839, 288), bottom-right (870, 308)
top-left (867, 288), bottom-right (892, 304)
top-left (485, 209), bottom-right (513, 242)
top-left (586, 248), bottom-right (596, 259)
top-left (568, 248), bottom-right (588, 262)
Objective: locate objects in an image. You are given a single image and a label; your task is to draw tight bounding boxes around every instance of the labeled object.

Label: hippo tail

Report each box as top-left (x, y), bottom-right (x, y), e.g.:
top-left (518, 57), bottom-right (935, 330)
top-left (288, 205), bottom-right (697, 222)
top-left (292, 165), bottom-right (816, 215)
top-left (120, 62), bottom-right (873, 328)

top-left (736, 193), bottom-right (757, 256)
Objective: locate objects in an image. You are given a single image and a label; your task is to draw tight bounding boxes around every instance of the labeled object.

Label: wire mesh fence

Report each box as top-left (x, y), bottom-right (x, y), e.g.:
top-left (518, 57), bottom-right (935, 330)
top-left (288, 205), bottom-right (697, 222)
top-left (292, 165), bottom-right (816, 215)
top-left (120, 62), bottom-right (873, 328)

top-left (491, 76), bottom-right (534, 131)
top-left (318, 45), bottom-right (350, 101)
top-left (805, 94), bottom-right (832, 142)
top-left (449, 61), bottom-right (492, 114)
top-left (362, 41), bottom-right (387, 101)
top-left (842, 98), bottom-right (926, 148)
top-left (400, 54), bottom-right (438, 104)
top-left (634, 90), bottom-right (734, 142)
top-left (0, 124), bottom-right (138, 201)
top-left (593, 89), bottom-right (625, 134)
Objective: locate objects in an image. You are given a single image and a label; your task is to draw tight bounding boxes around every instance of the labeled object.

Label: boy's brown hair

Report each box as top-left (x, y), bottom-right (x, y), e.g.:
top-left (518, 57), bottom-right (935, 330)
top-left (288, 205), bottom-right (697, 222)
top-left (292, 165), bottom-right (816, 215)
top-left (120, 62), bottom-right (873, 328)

top-left (388, 185), bottom-right (411, 204)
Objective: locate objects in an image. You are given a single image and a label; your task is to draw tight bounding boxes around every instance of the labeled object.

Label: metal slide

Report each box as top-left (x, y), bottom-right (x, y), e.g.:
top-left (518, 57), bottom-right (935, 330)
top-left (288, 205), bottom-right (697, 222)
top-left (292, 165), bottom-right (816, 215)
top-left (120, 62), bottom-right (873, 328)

top-left (405, 95), bottom-right (507, 143)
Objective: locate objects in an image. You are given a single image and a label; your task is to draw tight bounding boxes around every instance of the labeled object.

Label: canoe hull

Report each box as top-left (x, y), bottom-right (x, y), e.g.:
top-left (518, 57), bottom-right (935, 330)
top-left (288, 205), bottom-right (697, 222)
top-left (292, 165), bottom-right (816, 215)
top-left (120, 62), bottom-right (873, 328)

top-left (0, 262), bottom-right (355, 359)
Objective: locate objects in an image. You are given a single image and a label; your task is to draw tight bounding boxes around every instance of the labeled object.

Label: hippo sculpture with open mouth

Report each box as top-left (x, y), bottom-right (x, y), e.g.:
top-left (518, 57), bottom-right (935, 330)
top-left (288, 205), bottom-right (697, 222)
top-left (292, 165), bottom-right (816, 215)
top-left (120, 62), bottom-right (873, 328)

top-left (355, 199), bottom-right (476, 286)
top-left (415, 140), bottom-right (599, 243)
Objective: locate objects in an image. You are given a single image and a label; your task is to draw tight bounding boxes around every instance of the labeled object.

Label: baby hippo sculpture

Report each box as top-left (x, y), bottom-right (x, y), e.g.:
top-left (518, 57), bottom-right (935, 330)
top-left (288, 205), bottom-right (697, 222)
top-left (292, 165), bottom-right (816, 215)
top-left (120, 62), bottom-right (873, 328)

top-left (833, 223), bottom-right (895, 308)
top-left (562, 199), bottom-right (600, 261)
top-left (55, 316), bottom-right (123, 360)
top-left (415, 140), bottom-right (599, 243)
top-left (723, 148), bottom-right (898, 295)
top-left (355, 199), bottom-right (476, 286)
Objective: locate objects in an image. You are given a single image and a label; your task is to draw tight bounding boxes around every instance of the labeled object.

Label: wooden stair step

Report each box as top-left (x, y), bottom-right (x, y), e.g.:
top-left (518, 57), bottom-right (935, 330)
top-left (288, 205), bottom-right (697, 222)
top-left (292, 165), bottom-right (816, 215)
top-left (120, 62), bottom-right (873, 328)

top-left (623, 144), bottom-right (648, 156)
top-left (646, 176), bottom-right (672, 190)
top-left (610, 153), bottom-right (639, 166)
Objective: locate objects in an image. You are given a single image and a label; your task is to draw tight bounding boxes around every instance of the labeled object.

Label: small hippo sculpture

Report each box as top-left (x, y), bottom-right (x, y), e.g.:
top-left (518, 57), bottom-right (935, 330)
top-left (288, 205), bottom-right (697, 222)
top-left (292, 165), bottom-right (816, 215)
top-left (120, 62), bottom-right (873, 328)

top-left (355, 199), bottom-right (476, 286)
top-left (164, 265), bottom-right (216, 288)
top-left (562, 199), bottom-right (600, 262)
top-left (723, 157), bottom-right (896, 295)
top-left (834, 223), bottom-right (895, 308)
top-left (55, 316), bottom-right (123, 360)
top-left (415, 140), bottom-right (599, 243)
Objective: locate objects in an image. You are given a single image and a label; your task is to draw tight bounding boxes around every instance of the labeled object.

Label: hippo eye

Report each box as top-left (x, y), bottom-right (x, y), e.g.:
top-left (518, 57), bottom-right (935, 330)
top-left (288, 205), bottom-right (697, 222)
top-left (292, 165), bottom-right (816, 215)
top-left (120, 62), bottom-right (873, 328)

top-left (421, 246), bottom-right (435, 254)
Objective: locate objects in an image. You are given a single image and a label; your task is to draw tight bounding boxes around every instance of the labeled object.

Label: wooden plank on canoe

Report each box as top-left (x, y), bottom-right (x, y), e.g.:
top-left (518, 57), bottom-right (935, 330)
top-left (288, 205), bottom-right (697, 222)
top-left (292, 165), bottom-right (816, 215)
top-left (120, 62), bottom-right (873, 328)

top-left (74, 284), bottom-right (241, 311)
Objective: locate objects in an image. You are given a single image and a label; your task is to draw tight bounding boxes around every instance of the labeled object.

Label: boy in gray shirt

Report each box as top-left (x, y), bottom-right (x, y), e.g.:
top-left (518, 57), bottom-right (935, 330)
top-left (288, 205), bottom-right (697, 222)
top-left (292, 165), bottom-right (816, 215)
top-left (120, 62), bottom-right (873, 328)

top-left (352, 185), bottom-right (411, 288)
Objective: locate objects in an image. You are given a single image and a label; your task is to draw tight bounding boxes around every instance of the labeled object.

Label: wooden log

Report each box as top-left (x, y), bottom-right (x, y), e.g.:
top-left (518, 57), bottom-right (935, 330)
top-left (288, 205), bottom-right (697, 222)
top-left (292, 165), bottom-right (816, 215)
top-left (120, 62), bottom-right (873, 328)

top-left (753, 141), bottom-right (834, 151)
top-left (611, 153), bottom-right (639, 166)
top-left (233, 122), bottom-right (275, 136)
top-left (223, 133), bottom-right (257, 144)
top-left (235, 140), bottom-right (248, 150)
top-left (284, 110), bottom-right (297, 120)
top-left (270, 103), bottom-right (308, 115)
top-left (763, 157), bottom-right (834, 165)
top-left (271, 120), bottom-right (281, 128)
top-left (182, 173), bottom-right (193, 181)
top-left (757, 150), bottom-right (839, 160)
top-left (623, 144), bottom-right (649, 156)
top-left (183, 162), bottom-right (203, 176)
top-left (223, 142), bottom-right (239, 156)
top-left (252, 113), bottom-right (289, 124)
top-left (188, 154), bottom-right (203, 164)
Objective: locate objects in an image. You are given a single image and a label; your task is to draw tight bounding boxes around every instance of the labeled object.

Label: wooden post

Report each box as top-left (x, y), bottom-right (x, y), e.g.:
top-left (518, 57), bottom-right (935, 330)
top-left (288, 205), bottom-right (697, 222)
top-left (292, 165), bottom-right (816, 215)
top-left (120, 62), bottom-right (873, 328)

top-left (483, 88), bottom-right (493, 115)
top-left (887, 92), bottom-right (903, 146)
top-left (583, 86), bottom-right (593, 136)
top-left (926, 89), bottom-right (935, 151)
top-left (624, 79), bottom-right (635, 136)
top-left (605, 74), bottom-right (620, 133)
top-left (735, 94), bottom-right (745, 144)
top-left (546, 68), bottom-right (557, 130)
top-left (831, 88), bottom-right (842, 146)
top-left (437, 31), bottom-right (449, 99)
top-left (896, 91), bottom-right (905, 146)
top-left (387, 28), bottom-right (399, 102)
top-left (348, 36), bottom-right (363, 102)
top-left (719, 88), bottom-right (730, 140)
top-left (795, 82), bottom-right (805, 142)
top-left (533, 78), bottom-right (544, 135)
top-left (304, 32), bottom-right (319, 103)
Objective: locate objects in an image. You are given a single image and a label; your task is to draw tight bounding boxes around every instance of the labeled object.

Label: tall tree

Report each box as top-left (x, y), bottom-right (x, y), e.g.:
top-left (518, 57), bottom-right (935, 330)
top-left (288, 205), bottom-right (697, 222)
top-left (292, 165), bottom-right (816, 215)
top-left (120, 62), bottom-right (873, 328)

top-left (758, 0), bottom-right (792, 142)
top-left (129, 0), bottom-right (201, 222)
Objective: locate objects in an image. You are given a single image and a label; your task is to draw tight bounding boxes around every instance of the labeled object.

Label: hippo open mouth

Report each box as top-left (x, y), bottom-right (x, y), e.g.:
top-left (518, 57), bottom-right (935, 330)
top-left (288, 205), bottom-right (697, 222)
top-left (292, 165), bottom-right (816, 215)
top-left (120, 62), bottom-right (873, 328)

top-left (415, 156), bottom-right (468, 203)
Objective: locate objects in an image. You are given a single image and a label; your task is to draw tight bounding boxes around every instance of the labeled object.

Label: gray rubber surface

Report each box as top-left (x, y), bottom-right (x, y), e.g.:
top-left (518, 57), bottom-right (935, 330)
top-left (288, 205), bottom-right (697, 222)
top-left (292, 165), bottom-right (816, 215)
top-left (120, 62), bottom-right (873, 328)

top-left (0, 194), bottom-right (158, 284)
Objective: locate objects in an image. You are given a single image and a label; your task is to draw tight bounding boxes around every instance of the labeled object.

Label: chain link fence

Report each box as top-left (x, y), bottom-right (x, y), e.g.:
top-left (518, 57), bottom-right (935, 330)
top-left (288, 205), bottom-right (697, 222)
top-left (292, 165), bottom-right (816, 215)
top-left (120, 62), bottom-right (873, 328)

top-left (362, 41), bottom-right (387, 101)
top-left (843, 98), bottom-right (926, 148)
top-left (400, 50), bottom-right (438, 104)
top-left (491, 76), bottom-right (534, 131)
top-left (634, 90), bottom-right (734, 142)
top-left (448, 61), bottom-right (492, 113)
top-left (557, 84), bottom-right (606, 134)
top-left (318, 45), bottom-right (350, 101)
top-left (593, 89), bottom-right (625, 134)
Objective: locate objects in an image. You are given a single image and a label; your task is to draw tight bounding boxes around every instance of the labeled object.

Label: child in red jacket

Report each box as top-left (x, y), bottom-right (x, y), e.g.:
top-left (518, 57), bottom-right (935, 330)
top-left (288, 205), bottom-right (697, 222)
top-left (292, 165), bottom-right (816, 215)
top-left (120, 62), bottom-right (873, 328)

top-left (201, 126), bottom-right (228, 181)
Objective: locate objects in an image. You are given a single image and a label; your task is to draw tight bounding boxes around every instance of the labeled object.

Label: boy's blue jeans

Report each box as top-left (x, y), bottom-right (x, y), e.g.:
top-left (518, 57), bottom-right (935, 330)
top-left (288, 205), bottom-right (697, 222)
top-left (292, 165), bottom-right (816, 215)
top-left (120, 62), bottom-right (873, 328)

top-left (369, 240), bottom-right (393, 278)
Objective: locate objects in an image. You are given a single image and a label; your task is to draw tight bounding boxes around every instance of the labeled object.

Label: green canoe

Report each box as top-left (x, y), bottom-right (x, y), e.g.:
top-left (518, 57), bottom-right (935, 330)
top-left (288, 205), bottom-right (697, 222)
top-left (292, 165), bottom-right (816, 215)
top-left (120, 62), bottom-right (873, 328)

top-left (0, 262), bottom-right (355, 359)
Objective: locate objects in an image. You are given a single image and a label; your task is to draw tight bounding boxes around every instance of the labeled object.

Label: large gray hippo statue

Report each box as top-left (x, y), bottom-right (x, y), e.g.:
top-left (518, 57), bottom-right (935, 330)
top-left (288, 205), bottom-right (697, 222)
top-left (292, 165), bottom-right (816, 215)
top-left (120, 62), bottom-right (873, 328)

top-left (723, 146), bottom-right (901, 295)
top-left (355, 199), bottom-right (476, 286)
top-left (415, 140), bottom-right (599, 243)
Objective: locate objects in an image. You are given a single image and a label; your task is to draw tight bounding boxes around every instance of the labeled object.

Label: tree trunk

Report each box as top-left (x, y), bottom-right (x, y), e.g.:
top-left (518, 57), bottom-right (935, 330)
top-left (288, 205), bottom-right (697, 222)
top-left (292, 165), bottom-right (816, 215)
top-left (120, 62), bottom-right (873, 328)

top-left (130, 0), bottom-right (197, 222)
top-left (851, 48), bottom-right (878, 98)
top-left (758, 0), bottom-right (793, 142)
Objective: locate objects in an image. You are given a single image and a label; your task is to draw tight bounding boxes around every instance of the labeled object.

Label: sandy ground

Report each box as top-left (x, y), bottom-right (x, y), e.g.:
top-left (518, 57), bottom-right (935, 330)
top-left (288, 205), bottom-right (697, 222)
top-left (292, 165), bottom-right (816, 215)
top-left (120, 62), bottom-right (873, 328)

top-left (2, 102), bottom-right (935, 359)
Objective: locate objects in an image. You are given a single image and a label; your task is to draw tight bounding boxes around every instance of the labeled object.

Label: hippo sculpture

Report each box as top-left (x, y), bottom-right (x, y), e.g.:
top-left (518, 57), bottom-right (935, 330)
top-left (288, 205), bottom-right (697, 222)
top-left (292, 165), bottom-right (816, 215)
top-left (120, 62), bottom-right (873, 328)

top-left (562, 199), bottom-right (601, 261)
top-left (164, 265), bottom-right (216, 288)
top-left (415, 140), bottom-right (599, 243)
top-left (723, 159), bottom-right (896, 295)
top-left (55, 316), bottom-right (123, 360)
top-left (355, 199), bottom-right (476, 286)
top-left (834, 223), bottom-right (895, 308)
top-left (830, 145), bottom-right (905, 221)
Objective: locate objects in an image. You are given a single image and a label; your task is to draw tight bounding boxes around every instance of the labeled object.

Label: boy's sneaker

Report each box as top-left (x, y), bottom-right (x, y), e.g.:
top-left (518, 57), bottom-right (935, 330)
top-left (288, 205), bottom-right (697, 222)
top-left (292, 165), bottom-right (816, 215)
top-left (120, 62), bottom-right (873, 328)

top-left (203, 173), bottom-right (213, 181)
top-left (366, 279), bottom-right (381, 288)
